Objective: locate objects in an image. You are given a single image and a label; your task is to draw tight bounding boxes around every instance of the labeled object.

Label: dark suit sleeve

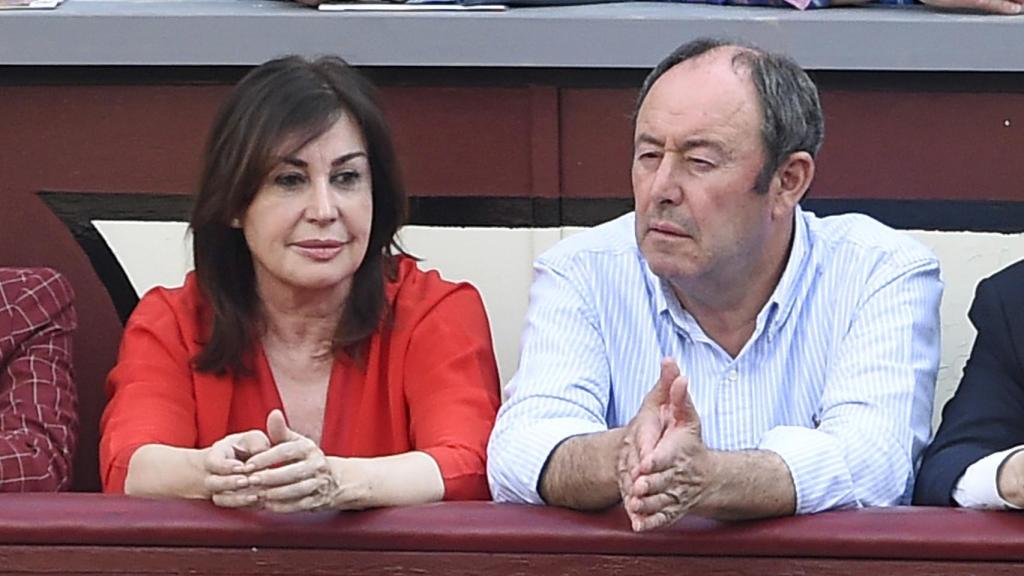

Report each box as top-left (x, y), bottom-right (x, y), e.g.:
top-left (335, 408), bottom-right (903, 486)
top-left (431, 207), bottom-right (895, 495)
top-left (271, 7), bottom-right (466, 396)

top-left (914, 264), bottom-right (1024, 505)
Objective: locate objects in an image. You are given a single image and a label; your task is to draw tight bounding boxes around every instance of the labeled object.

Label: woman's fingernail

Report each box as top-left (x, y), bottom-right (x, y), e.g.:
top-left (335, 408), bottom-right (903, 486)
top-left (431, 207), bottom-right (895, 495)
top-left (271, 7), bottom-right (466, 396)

top-left (236, 477), bottom-right (249, 489)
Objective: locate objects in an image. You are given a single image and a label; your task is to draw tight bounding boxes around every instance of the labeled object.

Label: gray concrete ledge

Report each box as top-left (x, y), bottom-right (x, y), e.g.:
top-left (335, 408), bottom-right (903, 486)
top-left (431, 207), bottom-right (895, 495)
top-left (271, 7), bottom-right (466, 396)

top-left (1, 0), bottom-right (1022, 70)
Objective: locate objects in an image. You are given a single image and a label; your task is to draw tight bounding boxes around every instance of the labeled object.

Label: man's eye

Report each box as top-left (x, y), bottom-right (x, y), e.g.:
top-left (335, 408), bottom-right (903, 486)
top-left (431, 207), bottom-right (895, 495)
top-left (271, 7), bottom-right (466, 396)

top-left (275, 173), bottom-right (306, 188)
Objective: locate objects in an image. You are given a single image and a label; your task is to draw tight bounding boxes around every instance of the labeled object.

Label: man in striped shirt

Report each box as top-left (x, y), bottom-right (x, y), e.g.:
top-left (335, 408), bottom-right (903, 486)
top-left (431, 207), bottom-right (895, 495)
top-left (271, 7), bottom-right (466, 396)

top-left (487, 39), bottom-right (942, 530)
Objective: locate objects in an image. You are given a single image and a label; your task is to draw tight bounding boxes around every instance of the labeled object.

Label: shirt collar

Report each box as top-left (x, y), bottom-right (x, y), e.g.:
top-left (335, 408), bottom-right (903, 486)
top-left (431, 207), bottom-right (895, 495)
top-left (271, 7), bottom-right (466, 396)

top-left (646, 257), bottom-right (671, 318)
top-left (762, 205), bottom-right (812, 340)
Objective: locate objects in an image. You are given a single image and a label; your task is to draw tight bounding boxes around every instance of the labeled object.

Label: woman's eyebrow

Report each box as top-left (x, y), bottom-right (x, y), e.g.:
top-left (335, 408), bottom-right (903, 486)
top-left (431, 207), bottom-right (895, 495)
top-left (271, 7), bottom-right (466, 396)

top-left (331, 151), bottom-right (368, 167)
top-left (278, 150), bottom-right (367, 168)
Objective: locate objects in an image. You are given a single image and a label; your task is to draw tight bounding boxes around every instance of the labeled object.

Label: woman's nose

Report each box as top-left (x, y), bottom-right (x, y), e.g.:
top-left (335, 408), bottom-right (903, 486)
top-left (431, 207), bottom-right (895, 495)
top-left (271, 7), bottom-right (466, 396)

top-left (306, 179), bottom-right (337, 223)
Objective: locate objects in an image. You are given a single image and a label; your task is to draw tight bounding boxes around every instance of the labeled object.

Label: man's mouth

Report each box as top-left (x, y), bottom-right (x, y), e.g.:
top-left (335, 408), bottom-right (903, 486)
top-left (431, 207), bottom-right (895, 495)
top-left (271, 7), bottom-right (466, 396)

top-left (649, 221), bottom-right (690, 238)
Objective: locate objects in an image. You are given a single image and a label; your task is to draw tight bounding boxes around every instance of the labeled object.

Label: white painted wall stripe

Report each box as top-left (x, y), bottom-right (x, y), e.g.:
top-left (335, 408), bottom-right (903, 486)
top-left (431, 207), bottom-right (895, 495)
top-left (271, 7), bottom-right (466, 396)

top-left (93, 219), bottom-right (1024, 428)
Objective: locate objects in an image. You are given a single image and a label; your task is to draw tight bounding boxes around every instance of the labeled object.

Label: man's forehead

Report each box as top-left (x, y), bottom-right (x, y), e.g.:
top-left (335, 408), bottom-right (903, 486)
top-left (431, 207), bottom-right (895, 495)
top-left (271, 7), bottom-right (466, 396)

top-left (639, 60), bottom-right (756, 124)
top-left (633, 52), bottom-right (764, 155)
top-left (657, 48), bottom-right (754, 97)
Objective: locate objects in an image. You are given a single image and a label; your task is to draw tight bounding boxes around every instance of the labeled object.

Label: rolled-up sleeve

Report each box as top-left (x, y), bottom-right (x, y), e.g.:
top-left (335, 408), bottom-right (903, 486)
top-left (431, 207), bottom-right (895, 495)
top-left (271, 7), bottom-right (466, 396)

top-left (759, 258), bottom-right (942, 514)
top-left (487, 256), bottom-right (611, 504)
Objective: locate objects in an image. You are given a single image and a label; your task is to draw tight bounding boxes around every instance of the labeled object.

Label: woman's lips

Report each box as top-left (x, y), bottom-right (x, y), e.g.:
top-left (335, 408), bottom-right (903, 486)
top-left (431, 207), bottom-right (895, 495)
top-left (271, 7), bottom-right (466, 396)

top-left (291, 239), bottom-right (345, 261)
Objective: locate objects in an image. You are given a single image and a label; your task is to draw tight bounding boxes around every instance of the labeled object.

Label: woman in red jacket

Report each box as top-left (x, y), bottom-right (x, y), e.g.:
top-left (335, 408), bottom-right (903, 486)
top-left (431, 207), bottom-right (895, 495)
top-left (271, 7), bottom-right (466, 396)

top-left (100, 56), bottom-right (500, 511)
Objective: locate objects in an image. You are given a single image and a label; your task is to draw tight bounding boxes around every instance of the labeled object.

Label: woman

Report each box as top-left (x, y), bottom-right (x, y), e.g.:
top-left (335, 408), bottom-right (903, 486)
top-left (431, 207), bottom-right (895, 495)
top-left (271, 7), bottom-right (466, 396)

top-left (100, 56), bottom-right (501, 511)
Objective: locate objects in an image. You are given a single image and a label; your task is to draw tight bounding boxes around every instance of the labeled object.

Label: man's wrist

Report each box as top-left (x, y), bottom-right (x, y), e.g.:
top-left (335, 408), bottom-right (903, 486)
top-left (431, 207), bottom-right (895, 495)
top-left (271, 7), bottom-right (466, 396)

top-left (690, 449), bottom-right (796, 519)
top-left (996, 450), bottom-right (1024, 506)
top-left (690, 449), bottom-right (725, 514)
top-left (539, 429), bottom-right (625, 509)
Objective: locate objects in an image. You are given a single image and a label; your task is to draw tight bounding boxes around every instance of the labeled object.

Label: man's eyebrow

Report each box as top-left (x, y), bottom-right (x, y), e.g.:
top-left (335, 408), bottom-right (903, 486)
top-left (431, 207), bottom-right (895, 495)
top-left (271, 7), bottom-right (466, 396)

top-left (679, 137), bottom-right (733, 159)
top-left (680, 137), bottom-right (727, 152)
top-left (635, 132), bottom-right (663, 147)
top-left (634, 134), bottom-right (733, 161)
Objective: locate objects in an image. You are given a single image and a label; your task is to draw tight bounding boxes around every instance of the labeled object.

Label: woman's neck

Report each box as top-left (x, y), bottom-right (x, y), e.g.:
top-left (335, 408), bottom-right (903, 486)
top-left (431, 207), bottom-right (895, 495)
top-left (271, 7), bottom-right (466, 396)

top-left (256, 277), bottom-right (349, 360)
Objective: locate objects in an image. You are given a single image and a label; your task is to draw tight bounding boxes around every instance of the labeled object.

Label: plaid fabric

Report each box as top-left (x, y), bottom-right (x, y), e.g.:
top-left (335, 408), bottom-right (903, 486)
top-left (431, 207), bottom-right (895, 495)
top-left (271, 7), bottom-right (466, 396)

top-left (0, 268), bottom-right (78, 491)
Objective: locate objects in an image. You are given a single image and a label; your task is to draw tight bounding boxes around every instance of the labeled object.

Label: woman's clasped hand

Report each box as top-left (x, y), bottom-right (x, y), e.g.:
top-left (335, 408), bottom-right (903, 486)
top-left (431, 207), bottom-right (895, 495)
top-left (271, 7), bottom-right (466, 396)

top-left (203, 410), bottom-right (351, 512)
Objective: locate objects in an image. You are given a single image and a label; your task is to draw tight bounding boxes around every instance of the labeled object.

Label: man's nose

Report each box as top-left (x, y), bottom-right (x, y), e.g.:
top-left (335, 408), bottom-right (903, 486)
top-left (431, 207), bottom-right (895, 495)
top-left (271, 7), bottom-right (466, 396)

top-left (651, 155), bottom-right (684, 205)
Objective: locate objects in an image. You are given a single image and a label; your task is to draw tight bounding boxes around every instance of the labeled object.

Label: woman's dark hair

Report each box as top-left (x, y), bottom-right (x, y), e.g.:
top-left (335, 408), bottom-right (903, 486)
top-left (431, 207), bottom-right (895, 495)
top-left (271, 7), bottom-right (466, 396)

top-left (190, 55), bottom-right (407, 374)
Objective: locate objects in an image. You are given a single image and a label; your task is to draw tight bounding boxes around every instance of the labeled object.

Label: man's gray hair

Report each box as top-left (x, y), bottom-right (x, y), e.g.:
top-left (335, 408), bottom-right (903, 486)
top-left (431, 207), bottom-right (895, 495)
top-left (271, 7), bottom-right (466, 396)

top-left (636, 38), bottom-right (824, 193)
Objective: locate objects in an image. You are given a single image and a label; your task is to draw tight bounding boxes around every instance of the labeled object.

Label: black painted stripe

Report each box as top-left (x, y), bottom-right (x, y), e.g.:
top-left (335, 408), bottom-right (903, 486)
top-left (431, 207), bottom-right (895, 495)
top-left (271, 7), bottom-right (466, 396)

top-left (38, 191), bottom-right (1024, 232)
top-left (803, 199), bottom-right (1024, 234)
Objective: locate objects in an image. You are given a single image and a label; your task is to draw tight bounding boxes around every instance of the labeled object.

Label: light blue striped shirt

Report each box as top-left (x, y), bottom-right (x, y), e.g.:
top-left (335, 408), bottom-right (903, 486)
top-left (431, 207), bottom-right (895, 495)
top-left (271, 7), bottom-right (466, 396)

top-left (488, 207), bottom-right (942, 514)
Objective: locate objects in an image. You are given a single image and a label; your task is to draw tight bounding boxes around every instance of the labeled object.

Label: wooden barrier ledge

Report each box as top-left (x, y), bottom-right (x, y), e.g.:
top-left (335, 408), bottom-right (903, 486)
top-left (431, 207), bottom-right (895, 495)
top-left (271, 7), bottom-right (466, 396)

top-left (0, 494), bottom-right (1021, 574)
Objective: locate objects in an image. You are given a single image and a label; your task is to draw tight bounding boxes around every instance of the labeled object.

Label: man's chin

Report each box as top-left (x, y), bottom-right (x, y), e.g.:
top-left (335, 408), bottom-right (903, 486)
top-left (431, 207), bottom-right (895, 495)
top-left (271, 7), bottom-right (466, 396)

top-left (642, 252), bottom-right (701, 282)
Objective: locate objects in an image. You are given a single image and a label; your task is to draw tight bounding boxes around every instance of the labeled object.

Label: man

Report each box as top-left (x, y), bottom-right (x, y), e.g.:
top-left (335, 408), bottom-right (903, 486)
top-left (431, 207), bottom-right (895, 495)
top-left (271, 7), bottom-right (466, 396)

top-left (487, 39), bottom-right (942, 531)
top-left (915, 261), bottom-right (1024, 509)
top-left (0, 267), bottom-right (78, 490)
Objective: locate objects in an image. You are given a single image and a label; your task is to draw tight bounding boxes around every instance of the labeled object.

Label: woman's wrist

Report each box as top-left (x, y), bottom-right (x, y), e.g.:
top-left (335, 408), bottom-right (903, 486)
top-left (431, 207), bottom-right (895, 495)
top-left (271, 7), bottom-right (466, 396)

top-left (125, 444), bottom-right (212, 500)
top-left (327, 456), bottom-right (376, 509)
top-left (190, 446), bottom-right (215, 500)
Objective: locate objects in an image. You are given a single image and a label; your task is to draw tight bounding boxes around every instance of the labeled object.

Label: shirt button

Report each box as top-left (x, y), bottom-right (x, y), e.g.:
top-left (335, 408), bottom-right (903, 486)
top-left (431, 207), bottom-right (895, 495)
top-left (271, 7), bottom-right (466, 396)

top-left (727, 370), bottom-right (738, 382)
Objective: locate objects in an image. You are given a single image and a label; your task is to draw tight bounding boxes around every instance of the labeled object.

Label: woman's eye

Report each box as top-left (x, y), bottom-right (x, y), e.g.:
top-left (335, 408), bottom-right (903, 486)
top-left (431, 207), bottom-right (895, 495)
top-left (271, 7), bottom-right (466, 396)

top-left (275, 173), bottom-right (306, 188)
top-left (332, 170), bottom-right (362, 186)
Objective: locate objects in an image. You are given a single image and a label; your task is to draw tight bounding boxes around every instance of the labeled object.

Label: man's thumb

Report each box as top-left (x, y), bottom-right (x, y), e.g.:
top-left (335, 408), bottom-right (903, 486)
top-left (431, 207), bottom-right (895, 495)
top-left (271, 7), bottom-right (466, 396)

top-left (651, 357), bottom-right (680, 403)
top-left (669, 376), bottom-right (699, 427)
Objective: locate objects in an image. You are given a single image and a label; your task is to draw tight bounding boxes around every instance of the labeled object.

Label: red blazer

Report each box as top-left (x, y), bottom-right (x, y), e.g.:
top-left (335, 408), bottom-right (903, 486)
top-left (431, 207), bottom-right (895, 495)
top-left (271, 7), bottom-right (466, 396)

top-left (0, 267), bottom-right (78, 491)
top-left (101, 258), bottom-right (500, 500)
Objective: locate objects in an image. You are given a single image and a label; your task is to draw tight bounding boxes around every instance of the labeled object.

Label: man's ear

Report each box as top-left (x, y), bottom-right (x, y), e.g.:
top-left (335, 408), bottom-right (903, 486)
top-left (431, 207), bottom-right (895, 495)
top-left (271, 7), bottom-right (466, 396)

top-left (769, 151), bottom-right (815, 219)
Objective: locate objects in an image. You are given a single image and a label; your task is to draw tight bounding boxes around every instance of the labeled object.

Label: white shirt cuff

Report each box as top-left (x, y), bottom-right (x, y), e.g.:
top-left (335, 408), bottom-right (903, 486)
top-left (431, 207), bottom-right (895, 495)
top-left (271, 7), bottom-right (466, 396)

top-left (953, 446), bottom-right (1024, 510)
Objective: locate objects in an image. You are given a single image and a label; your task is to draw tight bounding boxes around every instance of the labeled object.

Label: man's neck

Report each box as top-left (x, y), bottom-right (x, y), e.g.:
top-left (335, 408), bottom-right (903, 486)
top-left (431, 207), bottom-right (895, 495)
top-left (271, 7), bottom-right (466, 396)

top-left (671, 219), bottom-right (795, 358)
